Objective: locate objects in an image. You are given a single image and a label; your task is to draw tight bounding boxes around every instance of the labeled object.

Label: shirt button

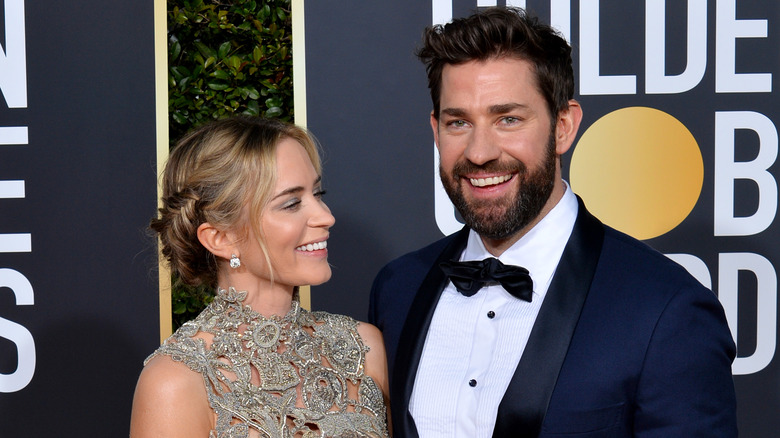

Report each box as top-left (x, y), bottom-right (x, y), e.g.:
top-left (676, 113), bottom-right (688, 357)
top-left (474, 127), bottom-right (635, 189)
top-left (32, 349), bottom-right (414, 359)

top-left (469, 379), bottom-right (477, 387)
top-left (487, 311), bottom-right (495, 319)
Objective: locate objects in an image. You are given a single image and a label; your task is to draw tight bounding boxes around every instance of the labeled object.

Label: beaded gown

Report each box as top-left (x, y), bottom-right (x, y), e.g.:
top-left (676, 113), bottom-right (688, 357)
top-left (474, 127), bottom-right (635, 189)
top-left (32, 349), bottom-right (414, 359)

top-left (146, 287), bottom-right (389, 438)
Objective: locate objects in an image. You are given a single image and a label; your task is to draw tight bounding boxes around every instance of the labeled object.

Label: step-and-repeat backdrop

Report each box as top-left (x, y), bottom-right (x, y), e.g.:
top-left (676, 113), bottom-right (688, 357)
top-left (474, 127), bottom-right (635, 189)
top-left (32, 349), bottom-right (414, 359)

top-left (304, 1), bottom-right (779, 435)
top-left (0, 0), bottom-right (161, 435)
top-left (2, 0), bottom-right (777, 435)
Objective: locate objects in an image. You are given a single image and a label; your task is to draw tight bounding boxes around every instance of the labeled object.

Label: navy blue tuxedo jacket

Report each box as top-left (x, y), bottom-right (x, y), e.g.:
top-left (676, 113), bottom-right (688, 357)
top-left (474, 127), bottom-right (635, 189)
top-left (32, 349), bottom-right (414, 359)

top-left (369, 199), bottom-right (737, 437)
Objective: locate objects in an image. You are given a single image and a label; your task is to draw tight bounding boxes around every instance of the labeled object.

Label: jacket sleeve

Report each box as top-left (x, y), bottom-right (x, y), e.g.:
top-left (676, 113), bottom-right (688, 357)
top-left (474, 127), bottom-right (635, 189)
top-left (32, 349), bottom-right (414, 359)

top-left (634, 283), bottom-right (738, 437)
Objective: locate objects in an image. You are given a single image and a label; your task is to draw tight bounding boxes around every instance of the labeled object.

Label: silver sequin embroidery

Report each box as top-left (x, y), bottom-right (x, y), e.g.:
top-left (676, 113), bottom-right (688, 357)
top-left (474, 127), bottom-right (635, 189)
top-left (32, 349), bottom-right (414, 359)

top-left (146, 287), bottom-right (388, 438)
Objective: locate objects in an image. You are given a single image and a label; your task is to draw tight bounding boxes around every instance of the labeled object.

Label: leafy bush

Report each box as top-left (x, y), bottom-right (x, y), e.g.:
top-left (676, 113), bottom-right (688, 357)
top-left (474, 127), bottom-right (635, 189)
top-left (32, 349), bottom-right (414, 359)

top-left (166, 0), bottom-right (293, 328)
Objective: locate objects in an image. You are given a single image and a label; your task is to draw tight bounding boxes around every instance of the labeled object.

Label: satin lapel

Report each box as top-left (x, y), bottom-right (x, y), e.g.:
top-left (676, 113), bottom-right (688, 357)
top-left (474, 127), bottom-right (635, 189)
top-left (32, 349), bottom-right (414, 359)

top-left (493, 198), bottom-right (605, 438)
top-left (391, 226), bottom-right (470, 438)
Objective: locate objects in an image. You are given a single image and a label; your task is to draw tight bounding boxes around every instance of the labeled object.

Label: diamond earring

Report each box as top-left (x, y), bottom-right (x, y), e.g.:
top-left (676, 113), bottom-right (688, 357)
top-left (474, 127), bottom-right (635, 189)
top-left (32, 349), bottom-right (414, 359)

top-left (229, 254), bottom-right (241, 269)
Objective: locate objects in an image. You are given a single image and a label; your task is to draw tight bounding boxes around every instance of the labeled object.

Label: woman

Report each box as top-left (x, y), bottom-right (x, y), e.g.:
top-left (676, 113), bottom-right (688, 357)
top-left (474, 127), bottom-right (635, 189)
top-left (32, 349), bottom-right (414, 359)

top-left (130, 116), bottom-right (390, 437)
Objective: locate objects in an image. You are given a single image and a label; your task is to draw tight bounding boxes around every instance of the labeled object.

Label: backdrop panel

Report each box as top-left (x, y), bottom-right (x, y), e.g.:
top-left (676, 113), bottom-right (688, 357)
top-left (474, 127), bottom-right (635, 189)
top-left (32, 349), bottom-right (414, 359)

top-left (0, 0), bottom-right (160, 435)
top-left (304, 1), bottom-right (780, 435)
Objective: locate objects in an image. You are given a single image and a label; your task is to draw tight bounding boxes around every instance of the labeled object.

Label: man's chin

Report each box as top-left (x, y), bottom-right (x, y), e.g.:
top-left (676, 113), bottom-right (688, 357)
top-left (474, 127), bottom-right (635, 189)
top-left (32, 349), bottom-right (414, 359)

top-left (461, 200), bottom-right (512, 219)
top-left (462, 211), bottom-right (513, 233)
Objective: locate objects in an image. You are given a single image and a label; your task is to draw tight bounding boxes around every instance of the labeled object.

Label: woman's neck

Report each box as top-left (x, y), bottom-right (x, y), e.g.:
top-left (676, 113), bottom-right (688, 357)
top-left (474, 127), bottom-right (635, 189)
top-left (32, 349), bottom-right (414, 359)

top-left (218, 272), bottom-right (295, 317)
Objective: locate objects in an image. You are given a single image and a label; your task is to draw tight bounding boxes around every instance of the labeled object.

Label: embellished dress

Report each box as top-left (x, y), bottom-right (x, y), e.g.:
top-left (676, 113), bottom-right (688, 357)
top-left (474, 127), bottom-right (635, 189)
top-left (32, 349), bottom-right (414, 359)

top-left (146, 287), bottom-right (388, 438)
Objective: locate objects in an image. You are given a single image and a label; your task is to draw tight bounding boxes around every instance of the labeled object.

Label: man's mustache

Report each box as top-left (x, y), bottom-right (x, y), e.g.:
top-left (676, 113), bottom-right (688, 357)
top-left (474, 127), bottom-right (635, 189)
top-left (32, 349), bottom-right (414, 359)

top-left (451, 159), bottom-right (527, 179)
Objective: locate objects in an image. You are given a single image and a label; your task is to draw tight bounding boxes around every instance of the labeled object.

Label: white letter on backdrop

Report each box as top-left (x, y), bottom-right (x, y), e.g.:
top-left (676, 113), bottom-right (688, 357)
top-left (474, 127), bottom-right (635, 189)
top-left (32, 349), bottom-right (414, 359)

top-left (0, 0), bottom-right (28, 108)
top-left (579, 0), bottom-right (636, 95)
top-left (719, 253), bottom-right (777, 375)
top-left (0, 268), bottom-right (35, 392)
top-left (714, 112), bottom-right (778, 236)
top-left (646, 0), bottom-right (707, 93)
top-left (715, 0), bottom-right (770, 92)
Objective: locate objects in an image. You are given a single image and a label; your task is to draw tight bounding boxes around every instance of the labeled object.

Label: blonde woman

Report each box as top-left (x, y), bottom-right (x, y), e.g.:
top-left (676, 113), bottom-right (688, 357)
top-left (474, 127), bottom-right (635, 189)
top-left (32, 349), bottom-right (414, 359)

top-left (130, 116), bottom-right (390, 437)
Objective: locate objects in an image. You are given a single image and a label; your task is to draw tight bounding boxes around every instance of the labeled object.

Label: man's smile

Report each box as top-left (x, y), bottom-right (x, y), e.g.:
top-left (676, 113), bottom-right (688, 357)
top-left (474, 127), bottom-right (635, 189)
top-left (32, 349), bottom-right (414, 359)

top-left (468, 173), bottom-right (515, 188)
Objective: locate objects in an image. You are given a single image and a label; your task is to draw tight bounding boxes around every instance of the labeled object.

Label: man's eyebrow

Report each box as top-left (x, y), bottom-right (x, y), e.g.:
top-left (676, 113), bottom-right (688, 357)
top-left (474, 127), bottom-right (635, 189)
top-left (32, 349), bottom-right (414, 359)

top-left (440, 107), bottom-right (467, 118)
top-left (271, 175), bottom-right (322, 200)
top-left (440, 103), bottom-right (529, 118)
top-left (488, 103), bottom-right (528, 114)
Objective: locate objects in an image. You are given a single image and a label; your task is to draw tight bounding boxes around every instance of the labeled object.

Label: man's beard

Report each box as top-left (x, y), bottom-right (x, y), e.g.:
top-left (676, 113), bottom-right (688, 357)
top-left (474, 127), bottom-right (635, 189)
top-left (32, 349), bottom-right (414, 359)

top-left (440, 132), bottom-right (557, 240)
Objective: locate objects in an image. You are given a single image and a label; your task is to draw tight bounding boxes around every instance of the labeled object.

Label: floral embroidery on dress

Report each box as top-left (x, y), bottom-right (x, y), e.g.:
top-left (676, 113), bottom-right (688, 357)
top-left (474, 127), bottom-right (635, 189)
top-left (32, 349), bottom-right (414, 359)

top-left (147, 287), bottom-right (388, 438)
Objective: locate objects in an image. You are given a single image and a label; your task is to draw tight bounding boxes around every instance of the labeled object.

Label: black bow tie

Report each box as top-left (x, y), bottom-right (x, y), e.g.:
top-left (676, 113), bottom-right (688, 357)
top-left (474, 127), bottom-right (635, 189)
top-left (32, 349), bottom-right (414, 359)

top-left (439, 257), bottom-right (533, 302)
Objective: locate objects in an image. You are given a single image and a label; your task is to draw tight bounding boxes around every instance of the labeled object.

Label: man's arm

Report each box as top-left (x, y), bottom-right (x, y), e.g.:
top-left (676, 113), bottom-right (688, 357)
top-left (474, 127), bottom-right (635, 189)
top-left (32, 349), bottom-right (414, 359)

top-left (634, 284), bottom-right (737, 437)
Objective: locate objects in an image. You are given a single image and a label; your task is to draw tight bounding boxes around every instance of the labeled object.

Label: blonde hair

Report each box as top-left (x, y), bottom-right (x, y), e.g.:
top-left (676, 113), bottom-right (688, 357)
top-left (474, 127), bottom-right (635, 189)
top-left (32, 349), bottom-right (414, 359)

top-left (152, 116), bottom-right (321, 288)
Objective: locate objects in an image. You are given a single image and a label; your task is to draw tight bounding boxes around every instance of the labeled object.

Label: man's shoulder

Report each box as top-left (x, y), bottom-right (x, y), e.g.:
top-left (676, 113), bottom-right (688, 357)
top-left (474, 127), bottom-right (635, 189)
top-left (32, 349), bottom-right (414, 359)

top-left (368, 232), bottom-right (460, 340)
top-left (598, 225), bottom-right (707, 292)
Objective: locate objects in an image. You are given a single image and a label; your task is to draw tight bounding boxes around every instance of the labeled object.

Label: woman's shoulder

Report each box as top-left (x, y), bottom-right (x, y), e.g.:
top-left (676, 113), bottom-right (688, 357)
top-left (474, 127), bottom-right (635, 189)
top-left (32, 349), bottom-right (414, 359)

top-left (355, 321), bottom-right (383, 350)
top-left (130, 354), bottom-right (213, 436)
top-left (307, 309), bottom-right (381, 345)
top-left (308, 308), bottom-right (357, 326)
top-left (145, 307), bottom-right (219, 365)
top-left (139, 353), bottom-right (204, 394)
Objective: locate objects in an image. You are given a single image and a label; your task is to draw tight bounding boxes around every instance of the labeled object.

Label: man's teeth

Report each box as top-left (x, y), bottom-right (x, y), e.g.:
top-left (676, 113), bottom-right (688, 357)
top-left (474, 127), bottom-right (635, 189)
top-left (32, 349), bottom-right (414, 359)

top-left (296, 241), bottom-right (327, 252)
top-left (470, 174), bottom-right (512, 187)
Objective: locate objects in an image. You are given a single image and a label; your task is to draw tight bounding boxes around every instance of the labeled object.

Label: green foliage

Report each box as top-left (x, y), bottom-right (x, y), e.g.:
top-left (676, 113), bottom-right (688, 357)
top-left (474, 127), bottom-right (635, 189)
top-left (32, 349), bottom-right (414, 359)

top-left (171, 281), bottom-right (216, 329)
top-left (168, 0), bottom-right (294, 142)
top-left (167, 0), bottom-right (293, 328)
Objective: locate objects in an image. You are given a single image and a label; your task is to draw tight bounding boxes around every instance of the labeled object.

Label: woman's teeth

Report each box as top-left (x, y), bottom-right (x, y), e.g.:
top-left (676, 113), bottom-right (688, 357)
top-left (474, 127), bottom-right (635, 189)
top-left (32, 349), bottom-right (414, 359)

top-left (470, 174), bottom-right (512, 187)
top-left (296, 241), bottom-right (327, 252)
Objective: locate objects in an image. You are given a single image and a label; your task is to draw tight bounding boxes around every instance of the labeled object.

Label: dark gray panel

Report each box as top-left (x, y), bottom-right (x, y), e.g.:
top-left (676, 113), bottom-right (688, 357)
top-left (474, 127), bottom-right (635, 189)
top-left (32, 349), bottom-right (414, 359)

top-left (0, 0), bottom-right (159, 434)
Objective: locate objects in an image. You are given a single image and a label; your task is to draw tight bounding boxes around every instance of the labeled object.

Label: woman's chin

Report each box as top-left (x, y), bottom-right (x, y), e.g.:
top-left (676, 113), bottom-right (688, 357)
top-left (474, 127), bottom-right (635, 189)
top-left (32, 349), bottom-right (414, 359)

top-left (301, 270), bottom-right (332, 287)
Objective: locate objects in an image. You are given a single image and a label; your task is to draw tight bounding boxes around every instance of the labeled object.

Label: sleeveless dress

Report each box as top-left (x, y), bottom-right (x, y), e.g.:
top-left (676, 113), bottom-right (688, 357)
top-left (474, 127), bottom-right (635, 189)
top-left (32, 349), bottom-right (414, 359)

top-left (146, 287), bottom-right (389, 438)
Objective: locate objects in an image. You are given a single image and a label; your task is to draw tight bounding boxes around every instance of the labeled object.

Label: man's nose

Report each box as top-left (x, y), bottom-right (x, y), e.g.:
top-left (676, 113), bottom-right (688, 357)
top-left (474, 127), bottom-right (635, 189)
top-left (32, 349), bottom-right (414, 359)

top-left (463, 126), bottom-right (501, 166)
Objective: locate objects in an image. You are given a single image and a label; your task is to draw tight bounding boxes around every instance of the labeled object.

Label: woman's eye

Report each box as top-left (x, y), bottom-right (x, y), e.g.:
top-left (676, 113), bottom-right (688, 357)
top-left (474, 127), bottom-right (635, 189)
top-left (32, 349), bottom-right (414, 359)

top-left (282, 199), bottom-right (301, 210)
top-left (314, 189), bottom-right (327, 199)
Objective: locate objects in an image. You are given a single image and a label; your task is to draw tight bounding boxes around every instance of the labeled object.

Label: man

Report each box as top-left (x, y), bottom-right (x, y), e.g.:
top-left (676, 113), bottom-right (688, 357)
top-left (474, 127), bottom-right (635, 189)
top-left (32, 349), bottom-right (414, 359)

top-left (368, 7), bottom-right (737, 438)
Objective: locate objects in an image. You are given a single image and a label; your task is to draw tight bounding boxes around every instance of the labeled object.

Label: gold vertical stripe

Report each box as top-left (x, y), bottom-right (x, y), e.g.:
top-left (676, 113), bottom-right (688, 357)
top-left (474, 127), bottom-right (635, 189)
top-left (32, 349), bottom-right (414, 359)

top-left (154, 0), bottom-right (172, 342)
top-left (299, 285), bottom-right (311, 311)
top-left (292, 0), bottom-right (307, 128)
top-left (292, 0), bottom-right (311, 310)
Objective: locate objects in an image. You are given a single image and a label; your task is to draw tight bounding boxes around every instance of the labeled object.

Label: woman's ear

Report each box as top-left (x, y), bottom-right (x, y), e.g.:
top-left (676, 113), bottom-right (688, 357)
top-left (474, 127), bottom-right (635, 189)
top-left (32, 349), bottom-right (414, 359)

top-left (197, 222), bottom-right (236, 261)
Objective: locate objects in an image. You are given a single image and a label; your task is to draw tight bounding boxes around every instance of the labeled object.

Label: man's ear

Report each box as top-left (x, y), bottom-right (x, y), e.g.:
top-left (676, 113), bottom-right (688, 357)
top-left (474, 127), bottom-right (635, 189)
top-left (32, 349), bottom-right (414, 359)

top-left (197, 222), bottom-right (237, 261)
top-left (430, 111), bottom-right (441, 151)
top-left (555, 99), bottom-right (583, 155)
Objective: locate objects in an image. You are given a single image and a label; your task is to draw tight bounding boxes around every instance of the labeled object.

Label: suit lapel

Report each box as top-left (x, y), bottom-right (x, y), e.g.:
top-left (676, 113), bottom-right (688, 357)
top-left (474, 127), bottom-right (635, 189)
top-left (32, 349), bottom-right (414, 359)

top-left (493, 197), bottom-right (605, 437)
top-left (392, 226), bottom-right (470, 438)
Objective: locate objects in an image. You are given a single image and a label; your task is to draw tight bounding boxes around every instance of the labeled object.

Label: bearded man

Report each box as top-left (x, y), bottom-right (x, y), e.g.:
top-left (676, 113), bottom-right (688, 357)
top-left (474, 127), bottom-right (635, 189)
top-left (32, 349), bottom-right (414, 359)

top-left (369, 7), bottom-right (737, 438)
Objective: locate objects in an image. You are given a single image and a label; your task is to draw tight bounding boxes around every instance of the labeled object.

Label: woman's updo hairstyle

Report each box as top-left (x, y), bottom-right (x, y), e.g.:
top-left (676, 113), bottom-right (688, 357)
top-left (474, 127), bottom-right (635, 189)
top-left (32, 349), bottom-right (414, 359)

top-left (151, 116), bottom-right (321, 288)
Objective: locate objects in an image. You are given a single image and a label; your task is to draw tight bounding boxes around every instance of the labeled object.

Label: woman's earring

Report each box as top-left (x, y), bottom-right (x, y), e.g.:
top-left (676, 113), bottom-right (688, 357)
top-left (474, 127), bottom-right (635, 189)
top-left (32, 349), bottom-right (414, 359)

top-left (229, 254), bottom-right (241, 269)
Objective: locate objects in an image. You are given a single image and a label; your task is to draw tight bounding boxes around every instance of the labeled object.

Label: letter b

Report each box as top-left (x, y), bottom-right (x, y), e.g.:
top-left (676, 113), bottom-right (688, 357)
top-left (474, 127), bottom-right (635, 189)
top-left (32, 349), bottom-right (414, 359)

top-left (714, 111), bottom-right (778, 236)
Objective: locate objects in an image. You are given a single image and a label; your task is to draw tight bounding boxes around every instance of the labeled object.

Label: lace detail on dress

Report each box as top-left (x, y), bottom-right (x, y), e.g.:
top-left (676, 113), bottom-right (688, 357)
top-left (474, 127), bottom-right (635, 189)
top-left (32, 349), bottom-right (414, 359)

top-left (146, 287), bottom-right (388, 438)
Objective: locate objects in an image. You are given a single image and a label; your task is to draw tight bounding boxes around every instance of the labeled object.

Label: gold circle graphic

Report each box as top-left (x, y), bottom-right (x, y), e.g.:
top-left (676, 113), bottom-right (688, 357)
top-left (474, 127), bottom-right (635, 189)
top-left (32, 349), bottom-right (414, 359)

top-left (570, 107), bottom-right (703, 240)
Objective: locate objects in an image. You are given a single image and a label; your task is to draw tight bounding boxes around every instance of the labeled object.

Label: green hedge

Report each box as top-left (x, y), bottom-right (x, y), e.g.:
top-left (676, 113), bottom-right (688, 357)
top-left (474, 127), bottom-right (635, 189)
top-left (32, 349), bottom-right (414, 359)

top-left (166, 0), bottom-right (293, 328)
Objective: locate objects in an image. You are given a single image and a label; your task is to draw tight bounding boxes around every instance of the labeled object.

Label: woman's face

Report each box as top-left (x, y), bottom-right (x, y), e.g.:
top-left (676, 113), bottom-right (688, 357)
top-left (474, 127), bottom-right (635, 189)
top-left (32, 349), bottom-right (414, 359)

top-left (238, 138), bottom-right (335, 288)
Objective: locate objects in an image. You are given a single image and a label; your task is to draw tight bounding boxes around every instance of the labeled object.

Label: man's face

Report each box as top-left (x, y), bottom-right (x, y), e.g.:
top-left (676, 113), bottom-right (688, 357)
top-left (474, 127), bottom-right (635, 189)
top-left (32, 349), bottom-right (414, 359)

top-left (432, 57), bottom-right (566, 242)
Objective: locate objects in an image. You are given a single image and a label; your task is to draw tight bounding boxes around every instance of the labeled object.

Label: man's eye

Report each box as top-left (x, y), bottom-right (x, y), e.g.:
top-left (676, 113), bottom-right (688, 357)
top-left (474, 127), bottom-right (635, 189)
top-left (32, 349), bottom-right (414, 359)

top-left (448, 120), bottom-right (468, 128)
top-left (501, 116), bottom-right (519, 124)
